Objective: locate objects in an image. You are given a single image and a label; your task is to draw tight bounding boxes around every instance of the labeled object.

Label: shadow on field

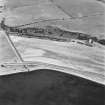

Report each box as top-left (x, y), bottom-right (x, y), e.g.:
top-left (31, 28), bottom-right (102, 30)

top-left (0, 69), bottom-right (104, 105)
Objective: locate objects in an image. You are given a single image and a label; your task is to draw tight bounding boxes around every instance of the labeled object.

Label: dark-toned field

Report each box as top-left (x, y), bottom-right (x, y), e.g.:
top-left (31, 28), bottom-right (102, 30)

top-left (0, 69), bottom-right (104, 105)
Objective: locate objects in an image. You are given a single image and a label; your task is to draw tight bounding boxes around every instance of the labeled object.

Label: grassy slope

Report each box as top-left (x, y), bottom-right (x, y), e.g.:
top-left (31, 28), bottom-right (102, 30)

top-left (4, 0), bottom-right (105, 39)
top-left (0, 69), bottom-right (104, 105)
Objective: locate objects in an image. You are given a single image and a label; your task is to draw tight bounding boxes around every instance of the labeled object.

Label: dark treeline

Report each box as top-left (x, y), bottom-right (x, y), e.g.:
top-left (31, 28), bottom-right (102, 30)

top-left (97, 39), bottom-right (105, 45)
top-left (0, 19), bottom-right (105, 45)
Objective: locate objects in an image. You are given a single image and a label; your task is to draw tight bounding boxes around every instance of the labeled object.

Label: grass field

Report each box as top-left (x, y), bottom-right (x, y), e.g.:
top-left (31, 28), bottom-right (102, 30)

top-left (4, 0), bottom-right (105, 39)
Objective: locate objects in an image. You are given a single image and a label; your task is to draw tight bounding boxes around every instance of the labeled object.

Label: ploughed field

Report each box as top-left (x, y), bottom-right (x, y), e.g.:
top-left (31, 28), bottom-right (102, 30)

top-left (0, 69), bottom-right (104, 105)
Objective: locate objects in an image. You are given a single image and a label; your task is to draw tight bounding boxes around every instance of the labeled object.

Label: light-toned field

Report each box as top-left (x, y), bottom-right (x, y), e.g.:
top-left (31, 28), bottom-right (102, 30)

top-left (4, 0), bottom-right (105, 39)
top-left (0, 0), bottom-right (105, 85)
top-left (0, 30), bottom-right (105, 85)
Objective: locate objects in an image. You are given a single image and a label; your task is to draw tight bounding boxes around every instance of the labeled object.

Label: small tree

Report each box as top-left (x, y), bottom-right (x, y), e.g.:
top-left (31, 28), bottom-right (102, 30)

top-left (98, 39), bottom-right (105, 45)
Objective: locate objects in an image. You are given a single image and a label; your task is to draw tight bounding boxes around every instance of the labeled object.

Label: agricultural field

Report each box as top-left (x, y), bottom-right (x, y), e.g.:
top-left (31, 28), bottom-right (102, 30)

top-left (0, 0), bottom-right (105, 105)
top-left (0, 0), bottom-right (105, 83)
